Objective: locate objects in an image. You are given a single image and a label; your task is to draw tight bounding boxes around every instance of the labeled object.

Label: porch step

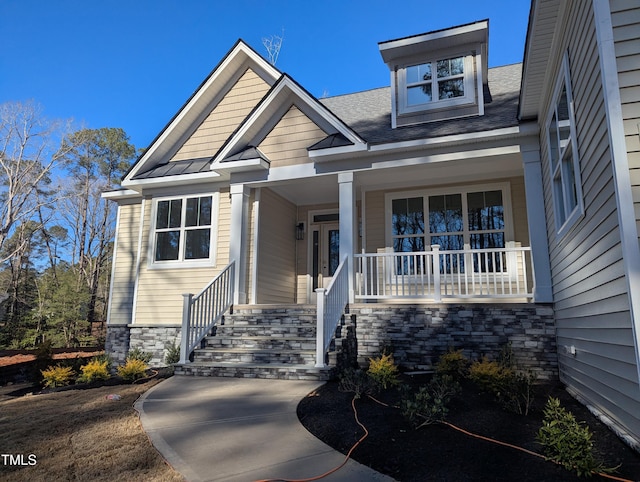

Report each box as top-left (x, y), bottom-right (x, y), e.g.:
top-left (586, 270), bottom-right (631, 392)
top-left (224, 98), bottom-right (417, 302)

top-left (174, 362), bottom-right (334, 381)
top-left (182, 304), bottom-right (338, 381)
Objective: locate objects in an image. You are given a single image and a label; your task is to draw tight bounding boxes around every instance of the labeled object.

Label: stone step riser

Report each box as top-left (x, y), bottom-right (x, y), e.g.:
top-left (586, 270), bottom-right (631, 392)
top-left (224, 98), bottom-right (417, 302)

top-left (217, 326), bottom-right (316, 337)
top-left (174, 364), bottom-right (332, 381)
top-left (193, 351), bottom-right (315, 365)
top-left (206, 339), bottom-right (316, 350)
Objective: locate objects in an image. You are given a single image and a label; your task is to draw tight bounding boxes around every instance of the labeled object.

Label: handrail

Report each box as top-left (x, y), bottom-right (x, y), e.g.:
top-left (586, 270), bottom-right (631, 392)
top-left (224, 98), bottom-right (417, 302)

top-left (179, 261), bottom-right (235, 364)
top-left (355, 244), bottom-right (532, 300)
top-left (315, 256), bottom-right (349, 367)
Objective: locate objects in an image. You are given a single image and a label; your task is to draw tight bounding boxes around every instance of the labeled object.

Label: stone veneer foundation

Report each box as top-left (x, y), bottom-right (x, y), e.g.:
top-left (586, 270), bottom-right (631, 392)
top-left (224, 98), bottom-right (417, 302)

top-left (346, 303), bottom-right (558, 378)
top-left (105, 324), bottom-right (181, 367)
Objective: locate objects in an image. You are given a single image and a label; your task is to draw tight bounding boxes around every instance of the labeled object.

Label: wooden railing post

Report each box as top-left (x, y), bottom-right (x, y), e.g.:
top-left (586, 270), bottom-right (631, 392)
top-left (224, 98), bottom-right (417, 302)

top-left (431, 245), bottom-right (441, 302)
top-left (179, 293), bottom-right (193, 364)
top-left (315, 288), bottom-right (326, 368)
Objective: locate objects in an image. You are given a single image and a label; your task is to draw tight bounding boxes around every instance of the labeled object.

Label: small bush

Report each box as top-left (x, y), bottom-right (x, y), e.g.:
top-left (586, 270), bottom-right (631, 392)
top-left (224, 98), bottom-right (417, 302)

top-left (41, 364), bottom-right (75, 388)
top-left (338, 368), bottom-right (376, 398)
top-left (77, 358), bottom-right (111, 384)
top-left (537, 397), bottom-right (615, 477)
top-left (117, 358), bottom-right (148, 382)
top-left (92, 353), bottom-right (113, 370)
top-left (435, 349), bottom-right (469, 380)
top-left (126, 347), bottom-right (152, 364)
top-left (164, 342), bottom-right (180, 365)
top-left (401, 375), bottom-right (460, 429)
top-left (469, 356), bottom-right (536, 415)
top-left (367, 352), bottom-right (400, 390)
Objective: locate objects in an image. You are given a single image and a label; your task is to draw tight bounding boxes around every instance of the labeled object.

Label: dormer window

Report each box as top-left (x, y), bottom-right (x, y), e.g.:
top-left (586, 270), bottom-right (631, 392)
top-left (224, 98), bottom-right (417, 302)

top-left (401, 55), bottom-right (474, 114)
top-left (379, 20), bottom-right (488, 128)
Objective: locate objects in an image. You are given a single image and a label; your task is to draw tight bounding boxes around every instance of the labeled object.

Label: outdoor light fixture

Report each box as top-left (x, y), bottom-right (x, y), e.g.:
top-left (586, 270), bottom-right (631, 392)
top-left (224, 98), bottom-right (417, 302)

top-left (296, 222), bottom-right (305, 240)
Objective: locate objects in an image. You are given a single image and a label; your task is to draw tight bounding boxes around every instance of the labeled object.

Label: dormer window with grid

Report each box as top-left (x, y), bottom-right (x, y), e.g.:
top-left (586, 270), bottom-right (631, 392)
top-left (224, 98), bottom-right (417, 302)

top-left (403, 56), bottom-right (471, 111)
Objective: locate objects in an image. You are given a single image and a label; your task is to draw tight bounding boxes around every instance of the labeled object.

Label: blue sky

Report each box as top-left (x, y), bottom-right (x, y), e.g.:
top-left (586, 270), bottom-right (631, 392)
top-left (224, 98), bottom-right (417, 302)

top-left (0, 1), bottom-right (531, 151)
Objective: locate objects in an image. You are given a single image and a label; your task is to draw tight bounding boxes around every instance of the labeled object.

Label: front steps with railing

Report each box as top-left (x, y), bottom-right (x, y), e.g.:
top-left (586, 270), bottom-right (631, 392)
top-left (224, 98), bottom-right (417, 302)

top-left (174, 305), bottom-right (336, 380)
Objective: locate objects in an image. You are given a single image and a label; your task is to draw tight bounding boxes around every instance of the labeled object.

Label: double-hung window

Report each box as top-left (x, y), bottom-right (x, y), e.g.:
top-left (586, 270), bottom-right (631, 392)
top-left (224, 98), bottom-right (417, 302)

top-left (152, 194), bottom-right (216, 266)
top-left (389, 186), bottom-right (509, 274)
top-left (400, 54), bottom-right (473, 114)
top-left (546, 53), bottom-right (583, 237)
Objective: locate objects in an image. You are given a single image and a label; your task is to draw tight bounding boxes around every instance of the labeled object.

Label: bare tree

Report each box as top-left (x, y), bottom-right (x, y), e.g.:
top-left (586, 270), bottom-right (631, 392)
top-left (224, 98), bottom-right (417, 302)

top-left (262, 29), bottom-right (285, 66)
top-left (0, 101), bottom-right (73, 261)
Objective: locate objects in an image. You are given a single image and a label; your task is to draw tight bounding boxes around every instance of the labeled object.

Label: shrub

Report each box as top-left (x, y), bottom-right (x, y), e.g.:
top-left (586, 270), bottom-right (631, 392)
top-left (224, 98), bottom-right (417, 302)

top-left (338, 368), bottom-right (376, 398)
top-left (164, 342), bottom-right (180, 365)
top-left (126, 347), bottom-right (152, 364)
top-left (537, 397), bottom-right (615, 477)
top-left (469, 356), bottom-right (536, 415)
top-left (401, 374), bottom-right (460, 429)
top-left (117, 358), bottom-right (148, 382)
top-left (435, 349), bottom-right (469, 381)
top-left (77, 358), bottom-right (111, 384)
top-left (367, 352), bottom-right (400, 390)
top-left (41, 364), bottom-right (75, 388)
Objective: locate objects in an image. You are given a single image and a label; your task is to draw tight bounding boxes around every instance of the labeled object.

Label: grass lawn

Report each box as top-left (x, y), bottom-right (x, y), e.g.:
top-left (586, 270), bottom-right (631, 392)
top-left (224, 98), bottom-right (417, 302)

top-left (0, 379), bottom-right (183, 482)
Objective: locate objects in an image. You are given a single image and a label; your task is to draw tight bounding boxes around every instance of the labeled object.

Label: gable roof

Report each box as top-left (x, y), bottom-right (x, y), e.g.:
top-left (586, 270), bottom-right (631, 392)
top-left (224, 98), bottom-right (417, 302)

top-left (210, 74), bottom-right (367, 171)
top-left (123, 40), bottom-right (281, 185)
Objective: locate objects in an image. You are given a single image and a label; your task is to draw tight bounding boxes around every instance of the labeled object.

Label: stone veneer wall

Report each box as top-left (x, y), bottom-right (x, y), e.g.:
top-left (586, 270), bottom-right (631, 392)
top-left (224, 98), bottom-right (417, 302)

top-left (105, 325), bottom-right (181, 367)
top-left (347, 303), bottom-right (557, 379)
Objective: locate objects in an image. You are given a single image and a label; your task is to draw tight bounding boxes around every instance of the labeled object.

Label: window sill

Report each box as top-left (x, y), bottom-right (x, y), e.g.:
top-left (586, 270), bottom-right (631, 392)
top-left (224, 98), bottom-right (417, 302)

top-left (147, 259), bottom-right (217, 270)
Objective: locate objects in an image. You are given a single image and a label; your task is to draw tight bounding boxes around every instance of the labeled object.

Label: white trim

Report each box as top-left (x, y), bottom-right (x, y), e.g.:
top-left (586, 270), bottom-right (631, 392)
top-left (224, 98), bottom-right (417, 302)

top-left (122, 170), bottom-right (222, 189)
top-left (250, 188), bottom-right (261, 304)
top-left (105, 204), bottom-right (122, 325)
top-left (545, 51), bottom-right (585, 238)
top-left (102, 189), bottom-right (142, 200)
top-left (369, 125), bottom-right (535, 153)
top-left (146, 192), bottom-right (219, 269)
top-left (130, 197), bottom-right (147, 325)
top-left (212, 157), bottom-right (270, 173)
top-left (593, 0), bottom-right (640, 387)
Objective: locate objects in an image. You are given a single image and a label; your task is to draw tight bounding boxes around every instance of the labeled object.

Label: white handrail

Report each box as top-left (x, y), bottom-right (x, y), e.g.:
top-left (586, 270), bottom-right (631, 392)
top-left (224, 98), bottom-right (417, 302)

top-left (315, 256), bottom-right (349, 367)
top-left (179, 261), bottom-right (235, 364)
top-left (355, 245), bottom-right (532, 300)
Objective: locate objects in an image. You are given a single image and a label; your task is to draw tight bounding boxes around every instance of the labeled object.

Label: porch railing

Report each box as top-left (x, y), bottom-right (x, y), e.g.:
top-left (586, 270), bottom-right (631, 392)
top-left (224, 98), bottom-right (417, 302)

top-left (179, 261), bottom-right (235, 364)
top-left (315, 256), bottom-right (349, 367)
top-left (355, 244), bottom-right (532, 301)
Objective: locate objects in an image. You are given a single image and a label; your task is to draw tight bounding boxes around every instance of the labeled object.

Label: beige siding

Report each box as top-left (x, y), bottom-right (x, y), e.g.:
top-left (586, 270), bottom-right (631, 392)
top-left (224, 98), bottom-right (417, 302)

top-left (171, 69), bottom-right (270, 162)
top-left (258, 106), bottom-right (327, 168)
top-left (540, 1), bottom-right (640, 440)
top-left (256, 188), bottom-right (297, 303)
top-left (132, 188), bottom-right (231, 325)
top-left (612, 0), bottom-right (640, 244)
top-left (108, 202), bottom-right (141, 325)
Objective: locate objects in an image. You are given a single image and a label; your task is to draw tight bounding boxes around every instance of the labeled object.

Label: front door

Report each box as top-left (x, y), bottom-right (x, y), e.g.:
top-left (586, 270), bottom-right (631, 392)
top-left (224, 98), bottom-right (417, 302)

top-left (310, 222), bottom-right (340, 300)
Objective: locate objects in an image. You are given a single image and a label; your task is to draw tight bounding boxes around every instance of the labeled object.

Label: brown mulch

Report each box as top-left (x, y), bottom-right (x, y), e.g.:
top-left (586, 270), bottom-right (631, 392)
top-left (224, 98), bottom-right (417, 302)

top-left (297, 374), bottom-right (640, 481)
top-left (0, 351), bottom-right (103, 368)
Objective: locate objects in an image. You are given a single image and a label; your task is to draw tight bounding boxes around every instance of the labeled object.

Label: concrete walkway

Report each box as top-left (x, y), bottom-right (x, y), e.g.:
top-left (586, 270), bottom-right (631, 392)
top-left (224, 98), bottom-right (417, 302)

top-left (135, 376), bottom-right (395, 482)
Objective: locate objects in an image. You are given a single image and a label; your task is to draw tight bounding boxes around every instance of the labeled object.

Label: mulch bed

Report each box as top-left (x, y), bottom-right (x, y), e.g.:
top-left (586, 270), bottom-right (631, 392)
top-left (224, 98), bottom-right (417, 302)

top-left (297, 374), bottom-right (640, 481)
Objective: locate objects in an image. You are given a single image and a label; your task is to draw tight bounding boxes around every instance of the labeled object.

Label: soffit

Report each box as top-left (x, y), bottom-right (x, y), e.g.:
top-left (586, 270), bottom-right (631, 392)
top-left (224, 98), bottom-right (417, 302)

top-left (519, 0), bottom-right (561, 120)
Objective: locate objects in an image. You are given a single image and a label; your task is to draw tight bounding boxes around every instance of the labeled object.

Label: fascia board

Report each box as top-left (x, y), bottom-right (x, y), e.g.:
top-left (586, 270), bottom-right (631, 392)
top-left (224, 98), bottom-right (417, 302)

top-left (369, 125), bottom-right (536, 154)
top-left (123, 170), bottom-right (224, 189)
top-left (125, 41), bottom-right (279, 182)
top-left (308, 143), bottom-right (369, 160)
top-left (213, 158), bottom-right (270, 173)
top-left (101, 189), bottom-right (142, 200)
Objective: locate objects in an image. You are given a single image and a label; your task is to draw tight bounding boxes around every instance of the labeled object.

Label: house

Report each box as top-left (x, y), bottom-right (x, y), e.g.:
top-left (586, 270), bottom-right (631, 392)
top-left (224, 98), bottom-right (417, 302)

top-left (104, 1), bottom-right (640, 449)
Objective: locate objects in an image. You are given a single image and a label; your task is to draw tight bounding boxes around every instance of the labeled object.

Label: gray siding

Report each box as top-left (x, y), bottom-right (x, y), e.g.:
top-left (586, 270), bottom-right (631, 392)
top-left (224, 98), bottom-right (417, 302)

top-left (540, 1), bottom-right (640, 443)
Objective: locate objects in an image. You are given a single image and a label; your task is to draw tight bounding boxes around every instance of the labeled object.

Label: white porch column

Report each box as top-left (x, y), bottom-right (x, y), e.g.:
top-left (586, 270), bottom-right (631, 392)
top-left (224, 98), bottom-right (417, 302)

top-left (522, 147), bottom-right (553, 302)
top-left (230, 184), bottom-right (250, 305)
top-left (338, 172), bottom-right (356, 303)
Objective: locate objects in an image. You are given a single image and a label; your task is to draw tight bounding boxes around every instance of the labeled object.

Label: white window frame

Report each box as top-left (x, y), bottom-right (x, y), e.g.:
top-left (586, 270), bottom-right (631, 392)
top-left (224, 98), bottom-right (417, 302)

top-left (384, 183), bottom-right (515, 277)
top-left (398, 52), bottom-right (475, 115)
top-left (148, 192), bottom-right (219, 269)
top-left (546, 52), bottom-right (584, 238)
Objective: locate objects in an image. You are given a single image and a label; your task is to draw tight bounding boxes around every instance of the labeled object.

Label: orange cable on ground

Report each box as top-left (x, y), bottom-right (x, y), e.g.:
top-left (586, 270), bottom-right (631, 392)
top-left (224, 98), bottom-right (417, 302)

top-left (254, 396), bottom-right (369, 482)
